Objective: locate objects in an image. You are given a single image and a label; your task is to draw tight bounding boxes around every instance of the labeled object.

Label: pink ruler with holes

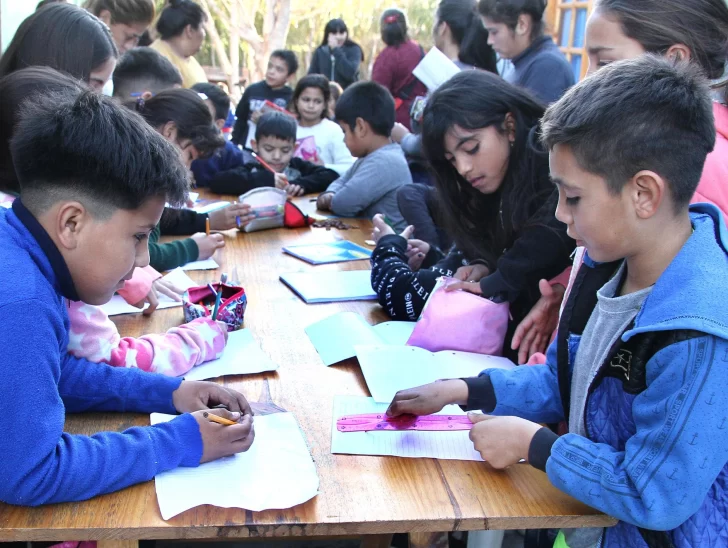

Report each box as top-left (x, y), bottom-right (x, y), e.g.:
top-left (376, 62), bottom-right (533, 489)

top-left (336, 413), bottom-right (473, 432)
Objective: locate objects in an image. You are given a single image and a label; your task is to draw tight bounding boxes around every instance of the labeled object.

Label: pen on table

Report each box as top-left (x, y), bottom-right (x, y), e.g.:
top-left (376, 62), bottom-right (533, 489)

top-left (203, 411), bottom-right (237, 426)
top-left (205, 217), bottom-right (211, 236)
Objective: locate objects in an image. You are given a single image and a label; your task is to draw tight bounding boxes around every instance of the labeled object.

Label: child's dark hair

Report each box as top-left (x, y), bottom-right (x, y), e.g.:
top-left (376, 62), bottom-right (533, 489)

top-left (270, 49), bottom-right (299, 76)
top-left (113, 47), bottom-right (182, 98)
top-left (11, 88), bottom-right (189, 215)
top-left (255, 112), bottom-right (297, 143)
top-left (0, 67), bottom-right (86, 194)
top-left (292, 74), bottom-right (331, 120)
top-left (594, 0), bottom-right (728, 80)
top-left (380, 8), bottom-right (408, 47)
top-left (156, 0), bottom-right (206, 40)
top-left (133, 88), bottom-right (225, 159)
top-left (335, 81), bottom-right (395, 137)
top-left (421, 70), bottom-right (548, 261)
top-left (320, 19), bottom-right (365, 62)
top-left (83, 0), bottom-right (155, 26)
top-left (0, 3), bottom-right (118, 83)
top-left (478, 0), bottom-right (547, 41)
top-left (192, 82), bottom-right (230, 121)
top-left (437, 0), bottom-right (497, 73)
top-left (541, 55), bottom-right (716, 212)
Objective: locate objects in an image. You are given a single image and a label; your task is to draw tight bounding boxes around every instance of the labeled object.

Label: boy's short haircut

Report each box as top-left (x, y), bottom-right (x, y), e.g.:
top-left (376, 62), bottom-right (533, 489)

top-left (271, 49), bottom-right (299, 76)
top-left (541, 55), bottom-right (716, 212)
top-left (113, 47), bottom-right (182, 98)
top-left (11, 89), bottom-right (189, 216)
top-left (335, 81), bottom-right (395, 137)
top-left (191, 82), bottom-right (230, 121)
top-left (255, 111), bottom-right (297, 143)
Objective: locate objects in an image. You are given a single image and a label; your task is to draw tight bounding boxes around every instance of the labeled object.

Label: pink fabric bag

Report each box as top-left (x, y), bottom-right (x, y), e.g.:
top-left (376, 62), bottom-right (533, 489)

top-left (406, 277), bottom-right (509, 356)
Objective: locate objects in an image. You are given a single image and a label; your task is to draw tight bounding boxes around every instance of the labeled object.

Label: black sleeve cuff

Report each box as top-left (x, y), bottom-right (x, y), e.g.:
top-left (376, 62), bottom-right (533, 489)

top-left (528, 427), bottom-right (558, 472)
top-left (377, 234), bottom-right (408, 252)
top-left (421, 245), bottom-right (443, 269)
top-left (462, 375), bottom-right (496, 413)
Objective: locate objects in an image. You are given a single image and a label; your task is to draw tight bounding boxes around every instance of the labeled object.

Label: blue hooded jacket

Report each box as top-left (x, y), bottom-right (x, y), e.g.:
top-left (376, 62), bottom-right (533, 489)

top-left (482, 204), bottom-right (728, 546)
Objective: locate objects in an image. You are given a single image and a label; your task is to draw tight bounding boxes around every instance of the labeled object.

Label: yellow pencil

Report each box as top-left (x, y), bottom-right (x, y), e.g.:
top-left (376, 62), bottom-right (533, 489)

top-left (203, 411), bottom-right (237, 426)
top-left (205, 217), bottom-right (211, 236)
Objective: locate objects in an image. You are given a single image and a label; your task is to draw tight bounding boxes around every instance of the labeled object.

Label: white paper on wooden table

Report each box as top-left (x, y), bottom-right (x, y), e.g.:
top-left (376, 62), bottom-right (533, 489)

top-left (331, 395), bottom-right (484, 461)
top-left (355, 345), bottom-right (515, 403)
top-left (180, 257), bottom-right (219, 271)
top-left (183, 329), bottom-right (278, 380)
top-left (152, 412), bottom-right (319, 519)
top-left (99, 268), bottom-right (197, 316)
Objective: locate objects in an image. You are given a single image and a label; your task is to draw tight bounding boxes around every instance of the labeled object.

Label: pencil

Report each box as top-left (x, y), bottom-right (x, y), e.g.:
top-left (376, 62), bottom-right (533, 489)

top-left (203, 411), bottom-right (237, 426)
top-left (205, 217), bottom-right (211, 236)
top-left (383, 216), bottom-right (396, 229)
top-left (251, 152), bottom-right (277, 174)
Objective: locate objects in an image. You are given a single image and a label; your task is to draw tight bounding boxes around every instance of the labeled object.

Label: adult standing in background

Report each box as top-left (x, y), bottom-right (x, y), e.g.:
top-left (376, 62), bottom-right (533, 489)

top-left (308, 19), bottom-right (363, 89)
top-left (150, 0), bottom-right (207, 88)
top-left (84, 0), bottom-right (155, 54)
top-left (434, 0), bottom-right (498, 72)
top-left (372, 9), bottom-right (428, 129)
top-left (479, 0), bottom-right (573, 103)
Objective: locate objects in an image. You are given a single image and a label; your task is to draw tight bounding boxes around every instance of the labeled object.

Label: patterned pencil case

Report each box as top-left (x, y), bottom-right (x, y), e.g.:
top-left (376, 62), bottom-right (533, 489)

top-left (183, 283), bottom-right (247, 331)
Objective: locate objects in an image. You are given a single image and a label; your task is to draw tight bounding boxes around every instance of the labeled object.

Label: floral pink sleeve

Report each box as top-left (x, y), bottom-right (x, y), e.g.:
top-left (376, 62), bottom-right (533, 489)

top-left (67, 301), bottom-right (226, 376)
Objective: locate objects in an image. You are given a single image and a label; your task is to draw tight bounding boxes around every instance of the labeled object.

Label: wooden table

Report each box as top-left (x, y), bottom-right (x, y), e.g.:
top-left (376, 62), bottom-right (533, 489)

top-left (0, 196), bottom-right (615, 545)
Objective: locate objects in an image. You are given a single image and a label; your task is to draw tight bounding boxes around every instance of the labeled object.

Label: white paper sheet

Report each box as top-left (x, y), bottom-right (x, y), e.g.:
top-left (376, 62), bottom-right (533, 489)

top-left (331, 396), bottom-right (483, 461)
top-left (304, 311), bottom-right (416, 365)
top-left (152, 412), bottom-right (319, 519)
top-left (183, 329), bottom-right (278, 380)
top-left (412, 47), bottom-right (462, 91)
top-left (99, 268), bottom-right (197, 316)
top-left (354, 345), bottom-right (515, 403)
top-left (180, 257), bottom-right (219, 271)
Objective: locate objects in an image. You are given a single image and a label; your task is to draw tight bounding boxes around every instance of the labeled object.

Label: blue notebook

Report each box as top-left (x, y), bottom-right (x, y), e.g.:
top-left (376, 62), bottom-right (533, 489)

top-left (280, 270), bottom-right (377, 304)
top-left (282, 240), bottom-right (372, 265)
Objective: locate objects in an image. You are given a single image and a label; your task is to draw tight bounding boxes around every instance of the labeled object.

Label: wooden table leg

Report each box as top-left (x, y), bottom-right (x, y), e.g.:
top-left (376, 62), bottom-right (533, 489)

top-left (97, 541), bottom-right (139, 548)
top-left (408, 532), bottom-right (449, 548)
top-left (361, 533), bottom-right (394, 548)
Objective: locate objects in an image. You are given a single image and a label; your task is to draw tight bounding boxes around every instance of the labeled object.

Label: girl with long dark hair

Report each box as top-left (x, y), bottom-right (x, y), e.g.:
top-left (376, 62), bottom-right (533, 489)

top-left (371, 70), bottom-right (574, 360)
top-left (307, 19), bottom-right (363, 89)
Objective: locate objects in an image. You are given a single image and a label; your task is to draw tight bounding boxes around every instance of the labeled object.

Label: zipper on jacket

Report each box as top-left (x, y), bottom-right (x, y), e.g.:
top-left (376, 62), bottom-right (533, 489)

top-left (330, 55), bottom-right (335, 82)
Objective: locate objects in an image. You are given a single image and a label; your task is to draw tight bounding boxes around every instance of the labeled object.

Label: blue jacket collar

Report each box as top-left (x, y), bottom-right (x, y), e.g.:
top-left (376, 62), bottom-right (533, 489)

top-left (511, 35), bottom-right (553, 67)
top-left (12, 199), bottom-right (79, 301)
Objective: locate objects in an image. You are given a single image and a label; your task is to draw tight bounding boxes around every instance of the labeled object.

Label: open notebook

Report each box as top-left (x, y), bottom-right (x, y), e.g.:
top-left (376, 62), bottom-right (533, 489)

top-left (305, 311), bottom-right (416, 365)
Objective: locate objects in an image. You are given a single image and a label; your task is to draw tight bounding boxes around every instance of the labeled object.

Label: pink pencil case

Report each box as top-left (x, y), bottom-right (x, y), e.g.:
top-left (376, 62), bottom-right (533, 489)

top-left (406, 277), bottom-right (509, 356)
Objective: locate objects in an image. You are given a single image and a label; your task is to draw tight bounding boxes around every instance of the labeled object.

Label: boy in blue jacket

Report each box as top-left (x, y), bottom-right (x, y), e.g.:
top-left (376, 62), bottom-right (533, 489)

top-left (387, 56), bottom-right (728, 547)
top-left (0, 88), bottom-right (255, 506)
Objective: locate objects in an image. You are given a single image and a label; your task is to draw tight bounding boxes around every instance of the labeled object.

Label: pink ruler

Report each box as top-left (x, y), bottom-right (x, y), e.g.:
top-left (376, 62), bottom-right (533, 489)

top-left (336, 413), bottom-right (473, 432)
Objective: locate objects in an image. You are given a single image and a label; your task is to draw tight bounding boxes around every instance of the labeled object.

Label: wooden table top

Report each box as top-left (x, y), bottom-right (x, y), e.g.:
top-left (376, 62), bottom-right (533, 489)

top-left (0, 196), bottom-right (614, 541)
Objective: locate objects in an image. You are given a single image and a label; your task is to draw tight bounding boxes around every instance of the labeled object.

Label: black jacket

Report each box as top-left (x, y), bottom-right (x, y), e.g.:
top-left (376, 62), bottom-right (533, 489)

top-left (160, 207), bottom-right (207, 236)
top-left (231, 81), bottom-right (293, 147)
top-left (208, 157), bottom-right (339, 196)
top-left (308, 44), bottom-right (362, 89)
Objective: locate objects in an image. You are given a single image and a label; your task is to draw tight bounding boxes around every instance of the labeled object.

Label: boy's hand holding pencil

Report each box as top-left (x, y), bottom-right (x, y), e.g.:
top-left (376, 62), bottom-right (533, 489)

top-left (173, 379), bottom-right (253, 415)
top-left (191, 232), bottom-right (225, 259)
top-left (193, 409), bottom-right (255, 463)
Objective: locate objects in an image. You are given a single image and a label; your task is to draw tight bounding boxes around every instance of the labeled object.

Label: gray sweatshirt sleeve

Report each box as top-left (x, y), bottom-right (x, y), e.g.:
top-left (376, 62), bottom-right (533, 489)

top-left (400, 133), bottom-right (423, 159)
top-left (330, 153), bottom-right (399, 217)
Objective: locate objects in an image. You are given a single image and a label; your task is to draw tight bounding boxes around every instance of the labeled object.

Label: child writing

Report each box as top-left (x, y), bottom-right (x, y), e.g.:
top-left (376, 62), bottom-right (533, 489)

top-left (209, 112), bottom-right (339, 197)
top-left (510, 0), bottom-right (728, 364)
top-left (112, 46), bottom-right (183, 101)
top-left (316, 81), bottom-right (412, 230)
top-left (292, 74), bottom-right (355, 175)
top-left (132, 88), bottom-right (254, 271)
top-left (0, 87), bottom-right (254, 506)
top-left (369, 70), bottom-right (573, 356)
top-left (231, 50), bottom-right (298, 150)
top-left (389, 56), bottom-right (727, 547)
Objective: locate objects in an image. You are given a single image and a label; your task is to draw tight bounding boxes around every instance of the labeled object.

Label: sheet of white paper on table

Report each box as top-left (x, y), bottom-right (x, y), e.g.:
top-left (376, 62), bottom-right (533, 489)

top-left (331, 396), bottom-right (483, 461)
top-left (304, 311), bottom-right (416, 365)
top-left (279, 270), bottom-right (376, 303)
top-left (354, 345), bottom-right (515, 403)
top-left (180, 257), bottom-right (219, 271)
top-left (151, 412), bottom-right (319, 519)
top-left (99, 268), bottom-right (197, 316)
top-left (192, 201), bottom-right (230, 214)
top-left (183, 329), bottom-right (278, 380)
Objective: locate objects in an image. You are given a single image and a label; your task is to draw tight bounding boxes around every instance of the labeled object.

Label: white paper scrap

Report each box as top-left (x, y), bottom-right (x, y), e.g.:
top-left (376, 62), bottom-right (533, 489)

top-left (183, 329), bottom-right (278, 380)
top-left (152, 412), bottom-right (319, 519)
top-left (99, 268), bottom-right (196, 316)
